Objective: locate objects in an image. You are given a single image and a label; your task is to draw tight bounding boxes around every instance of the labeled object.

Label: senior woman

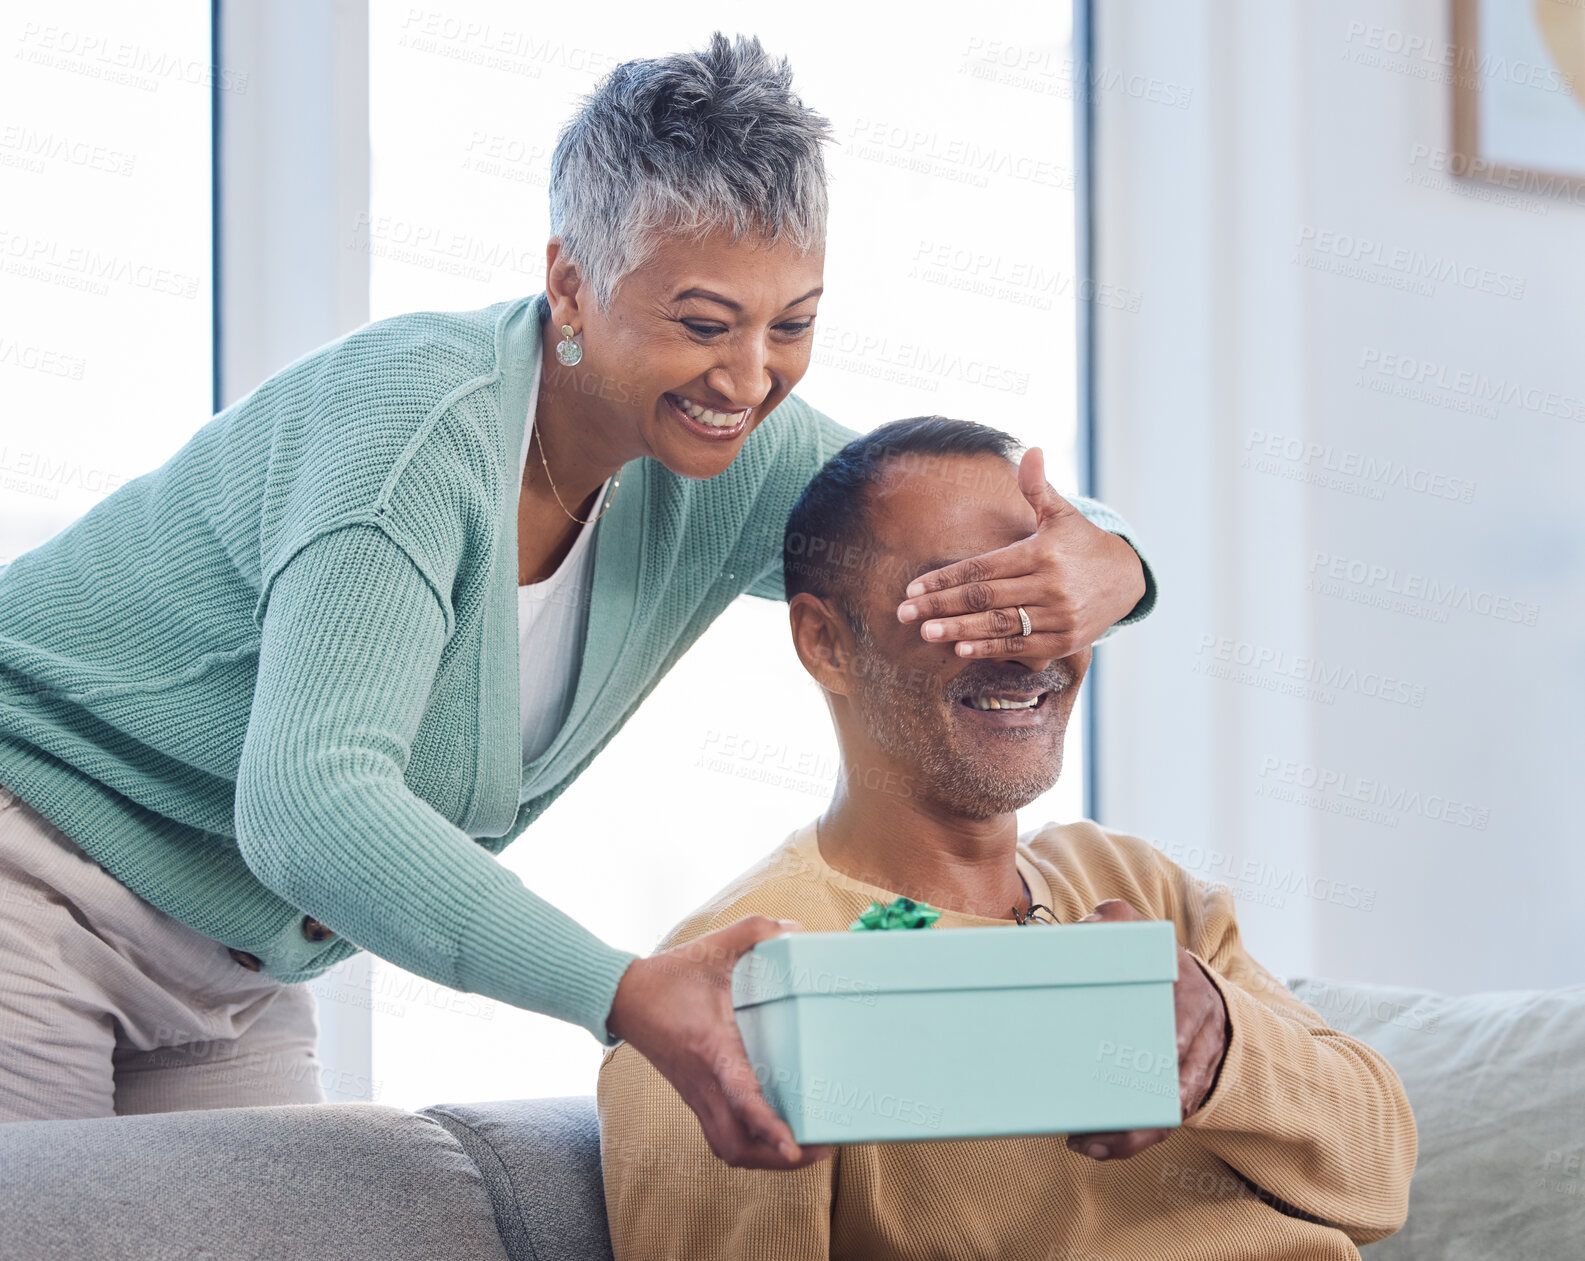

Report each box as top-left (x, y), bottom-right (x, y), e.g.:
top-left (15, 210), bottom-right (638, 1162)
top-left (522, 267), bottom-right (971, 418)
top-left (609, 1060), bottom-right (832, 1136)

top-left (0, 34), bottom-right (1153, 1165)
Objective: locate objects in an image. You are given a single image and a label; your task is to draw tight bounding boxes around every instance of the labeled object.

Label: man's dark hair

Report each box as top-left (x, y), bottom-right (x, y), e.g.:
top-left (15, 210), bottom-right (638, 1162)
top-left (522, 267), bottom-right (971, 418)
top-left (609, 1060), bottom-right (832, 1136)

top-left (782, 416), bottom-right (1022, 626)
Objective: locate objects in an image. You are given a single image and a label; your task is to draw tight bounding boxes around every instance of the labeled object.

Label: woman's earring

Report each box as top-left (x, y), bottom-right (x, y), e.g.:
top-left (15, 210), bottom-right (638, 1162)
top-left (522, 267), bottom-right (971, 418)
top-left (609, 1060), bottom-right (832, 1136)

top-left (556, 323), bottom-right (583, 367)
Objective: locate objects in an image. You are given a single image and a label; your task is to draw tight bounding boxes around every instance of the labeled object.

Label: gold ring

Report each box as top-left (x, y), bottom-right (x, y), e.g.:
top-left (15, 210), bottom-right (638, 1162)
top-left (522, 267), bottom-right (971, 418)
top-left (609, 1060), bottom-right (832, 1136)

top-left (1017, 605), bottom-right (1032, 637)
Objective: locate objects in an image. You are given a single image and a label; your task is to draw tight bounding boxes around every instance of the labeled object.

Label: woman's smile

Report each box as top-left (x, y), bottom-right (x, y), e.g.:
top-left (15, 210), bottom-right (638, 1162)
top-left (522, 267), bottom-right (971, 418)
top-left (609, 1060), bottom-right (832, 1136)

top-left (662, 391), bottom-right (753, 442)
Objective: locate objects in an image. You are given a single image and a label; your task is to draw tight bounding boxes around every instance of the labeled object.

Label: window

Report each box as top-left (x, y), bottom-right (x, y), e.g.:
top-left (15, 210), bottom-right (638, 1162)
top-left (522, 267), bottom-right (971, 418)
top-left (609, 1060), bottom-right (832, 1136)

top-left (0, 2), bottom-right (212, 562)
top-left (366, 3), bottom-right (1086, 1108)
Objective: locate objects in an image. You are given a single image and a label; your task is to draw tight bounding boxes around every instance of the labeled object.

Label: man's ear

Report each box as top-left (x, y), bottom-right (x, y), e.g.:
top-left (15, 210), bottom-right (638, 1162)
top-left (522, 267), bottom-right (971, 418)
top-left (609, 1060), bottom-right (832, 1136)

top-left (544, 239), bottom-right (586, 328)
top-left (789, 593), bottom-right (858, 698)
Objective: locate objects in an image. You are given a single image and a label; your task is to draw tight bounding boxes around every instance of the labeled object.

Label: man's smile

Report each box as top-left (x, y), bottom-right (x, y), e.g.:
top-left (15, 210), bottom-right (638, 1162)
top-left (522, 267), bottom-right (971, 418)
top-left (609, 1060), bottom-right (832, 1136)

top-left (960, 690), bottom-right (1049, 711)
top-left (955, 687), bottom-right (1057, 728)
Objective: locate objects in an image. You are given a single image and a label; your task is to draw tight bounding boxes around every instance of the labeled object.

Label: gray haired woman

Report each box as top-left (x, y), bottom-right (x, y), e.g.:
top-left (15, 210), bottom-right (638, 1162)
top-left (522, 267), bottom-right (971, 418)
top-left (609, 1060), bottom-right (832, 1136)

top-left (0, 33), bottom-right (1153, 1165)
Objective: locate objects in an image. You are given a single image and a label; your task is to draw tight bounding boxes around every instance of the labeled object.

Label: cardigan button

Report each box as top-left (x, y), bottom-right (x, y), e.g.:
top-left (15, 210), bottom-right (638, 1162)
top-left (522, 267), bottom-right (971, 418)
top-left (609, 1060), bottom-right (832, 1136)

top-left (228, 947), bottom-right (263, 971)
top-left (301, 915), bottom-right (335, 942)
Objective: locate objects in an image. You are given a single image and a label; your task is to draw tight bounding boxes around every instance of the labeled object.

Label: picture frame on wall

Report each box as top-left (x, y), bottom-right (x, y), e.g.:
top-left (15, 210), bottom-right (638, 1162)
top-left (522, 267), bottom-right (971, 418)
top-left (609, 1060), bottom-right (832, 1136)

top-left (1451, 0), bottom-right (1585, 192)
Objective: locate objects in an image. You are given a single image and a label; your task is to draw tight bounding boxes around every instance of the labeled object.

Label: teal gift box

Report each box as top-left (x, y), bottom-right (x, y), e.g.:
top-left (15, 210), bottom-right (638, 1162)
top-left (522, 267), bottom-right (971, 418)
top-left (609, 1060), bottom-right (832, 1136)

top-left (731, 921), bottom-right (1181, 1144)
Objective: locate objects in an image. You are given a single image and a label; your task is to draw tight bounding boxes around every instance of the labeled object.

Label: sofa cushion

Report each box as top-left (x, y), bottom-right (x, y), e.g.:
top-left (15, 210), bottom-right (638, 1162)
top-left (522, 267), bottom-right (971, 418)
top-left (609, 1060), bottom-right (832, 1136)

top-left (419, 1096), bottom-right (613, 1261)
top-left (0, 1101), bottom-right (511, 1261)
top-left (1287, 977), bottom-right (1585, 1261)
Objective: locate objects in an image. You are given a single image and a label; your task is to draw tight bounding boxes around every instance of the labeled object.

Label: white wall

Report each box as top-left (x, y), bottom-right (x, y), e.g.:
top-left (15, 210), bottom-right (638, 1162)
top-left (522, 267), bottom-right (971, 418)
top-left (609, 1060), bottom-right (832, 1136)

top-left (1093, 0), bottom-right (1584, 994)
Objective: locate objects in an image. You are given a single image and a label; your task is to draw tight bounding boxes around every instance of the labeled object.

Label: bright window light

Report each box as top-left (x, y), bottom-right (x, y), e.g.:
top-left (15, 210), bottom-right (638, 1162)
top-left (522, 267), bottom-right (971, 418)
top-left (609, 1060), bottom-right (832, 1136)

top-left (0, 1), bottom-right (212, 562)
top-left (367, 4), bottom-right (1083, 1109)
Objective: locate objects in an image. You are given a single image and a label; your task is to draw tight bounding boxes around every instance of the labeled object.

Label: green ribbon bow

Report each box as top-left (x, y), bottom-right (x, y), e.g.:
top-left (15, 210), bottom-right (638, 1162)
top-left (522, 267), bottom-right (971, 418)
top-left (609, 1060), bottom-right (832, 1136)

top-left (848, 895), bottom-right (942, 932)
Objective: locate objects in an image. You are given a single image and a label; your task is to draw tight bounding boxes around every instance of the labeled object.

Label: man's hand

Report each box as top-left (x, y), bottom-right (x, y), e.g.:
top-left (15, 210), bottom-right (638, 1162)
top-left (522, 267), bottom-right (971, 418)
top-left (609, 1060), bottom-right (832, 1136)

top-left (1065, 899), bottom-right (1231, 1162)
top-left (896, 446), bottom-right (1147, 659)
top-left (606, 916), bottom-right (836, 1172)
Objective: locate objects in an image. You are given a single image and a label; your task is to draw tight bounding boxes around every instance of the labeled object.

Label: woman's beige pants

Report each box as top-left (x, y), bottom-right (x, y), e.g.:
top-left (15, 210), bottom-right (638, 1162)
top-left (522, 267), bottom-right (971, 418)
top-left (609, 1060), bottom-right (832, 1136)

top-left (0, 782), bottom-right (327, 1122)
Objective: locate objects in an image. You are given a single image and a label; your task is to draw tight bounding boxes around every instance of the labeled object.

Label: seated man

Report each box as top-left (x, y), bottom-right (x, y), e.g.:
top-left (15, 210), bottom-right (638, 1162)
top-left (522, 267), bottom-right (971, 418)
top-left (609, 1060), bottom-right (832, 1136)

top-left (598, 417), bottom-right (1416, 1261)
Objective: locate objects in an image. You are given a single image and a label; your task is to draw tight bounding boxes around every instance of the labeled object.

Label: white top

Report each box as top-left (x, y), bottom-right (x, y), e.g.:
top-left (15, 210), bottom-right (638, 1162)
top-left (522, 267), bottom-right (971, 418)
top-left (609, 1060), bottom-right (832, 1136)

top-left (516, 366), bottom-right (612, 767)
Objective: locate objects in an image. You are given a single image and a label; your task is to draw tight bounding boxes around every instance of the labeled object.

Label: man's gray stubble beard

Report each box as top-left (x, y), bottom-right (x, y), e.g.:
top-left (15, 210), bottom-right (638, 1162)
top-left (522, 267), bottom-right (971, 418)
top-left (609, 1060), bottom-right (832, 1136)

top-left (846, 613), bottom-right (1067, 820)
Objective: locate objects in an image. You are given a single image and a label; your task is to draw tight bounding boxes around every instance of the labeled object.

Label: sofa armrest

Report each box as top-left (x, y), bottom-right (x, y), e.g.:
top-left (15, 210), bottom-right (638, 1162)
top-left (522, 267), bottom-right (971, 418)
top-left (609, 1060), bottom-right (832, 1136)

top-left (1286, 975), bottom-right (1585, 1261)
top-left (0, 1102), bottom-right (510, 1261)
top-left (419, 1096), bottom-right (614, 1261)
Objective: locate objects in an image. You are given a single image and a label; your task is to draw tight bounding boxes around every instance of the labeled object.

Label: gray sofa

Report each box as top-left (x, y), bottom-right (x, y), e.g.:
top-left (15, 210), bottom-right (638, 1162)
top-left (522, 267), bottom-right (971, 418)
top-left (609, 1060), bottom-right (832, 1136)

top-left (3, 976), bottom-right (1582, 1260)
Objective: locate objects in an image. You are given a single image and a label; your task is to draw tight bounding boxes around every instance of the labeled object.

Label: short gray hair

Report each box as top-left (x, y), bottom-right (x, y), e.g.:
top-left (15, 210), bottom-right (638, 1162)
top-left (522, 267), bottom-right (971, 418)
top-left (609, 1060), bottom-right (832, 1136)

top-left (547, 32), bottom-right (833, 309)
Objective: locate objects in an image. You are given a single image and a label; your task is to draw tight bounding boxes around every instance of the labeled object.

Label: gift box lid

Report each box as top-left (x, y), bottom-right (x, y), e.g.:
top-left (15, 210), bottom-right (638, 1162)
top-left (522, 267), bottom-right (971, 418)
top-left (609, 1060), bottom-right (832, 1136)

top-left (732, 920), bottom-right (1178, 1009)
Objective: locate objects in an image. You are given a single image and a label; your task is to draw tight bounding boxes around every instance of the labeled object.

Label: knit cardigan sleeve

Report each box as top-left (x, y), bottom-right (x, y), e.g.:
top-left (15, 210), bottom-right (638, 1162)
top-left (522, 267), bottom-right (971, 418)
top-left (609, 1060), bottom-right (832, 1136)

top-left (234, 517), bottom-right (637, 1044)
top-left (743, 407), bottom-right (1158, 638)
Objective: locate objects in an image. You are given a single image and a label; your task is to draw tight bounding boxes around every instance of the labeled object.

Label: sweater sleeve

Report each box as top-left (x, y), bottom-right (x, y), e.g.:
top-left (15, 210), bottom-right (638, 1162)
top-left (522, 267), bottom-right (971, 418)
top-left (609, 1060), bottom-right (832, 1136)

top-left (743, 406), bottom-right (1158, 635)
top-left (234, 518), bottom-right (638, 1045)
top-left (598, 1040), bottom-right (834, 1261)
top-left (1157, 861), bottom-right (1417, 1244)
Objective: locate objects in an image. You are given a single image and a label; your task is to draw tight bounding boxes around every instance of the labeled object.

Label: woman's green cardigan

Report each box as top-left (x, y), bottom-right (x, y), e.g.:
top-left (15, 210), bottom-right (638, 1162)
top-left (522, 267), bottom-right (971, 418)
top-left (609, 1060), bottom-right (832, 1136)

top-left (0, 293), bottom-right (1155, 1044)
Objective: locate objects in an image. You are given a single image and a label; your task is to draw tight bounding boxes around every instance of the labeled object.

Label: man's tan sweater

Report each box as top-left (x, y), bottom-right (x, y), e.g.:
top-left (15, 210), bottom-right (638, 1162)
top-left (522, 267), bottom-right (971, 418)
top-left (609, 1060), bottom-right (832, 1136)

top-left (598, 818), bottom-right (1416, 1260)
